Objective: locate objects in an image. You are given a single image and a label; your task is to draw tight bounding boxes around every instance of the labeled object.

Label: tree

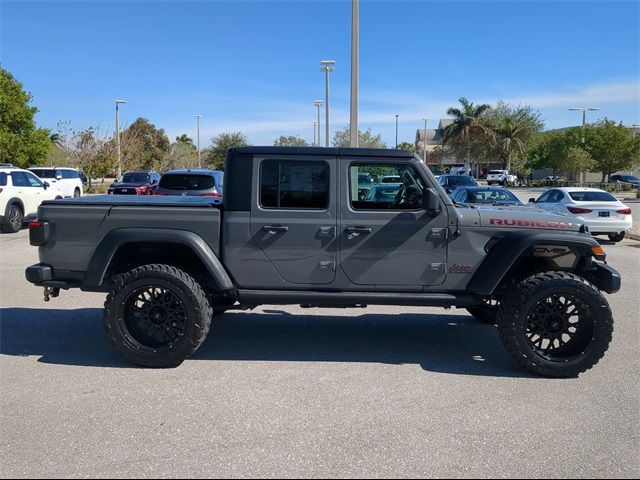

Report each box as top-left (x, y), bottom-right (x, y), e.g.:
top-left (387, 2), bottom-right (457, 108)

top-left (442, 97), bottom-right (492, 172)
top-left (159, 141), bottom-right (199, 171)
top-left (68, 127), bottom-right (113, 188)
top-left (120, 118), bottom-right (170, 171)
top-left (565, 147), bottom-right (596, 180)
top-left (332, 127), bottom-right (387, 148)
top-left (396, 142), bottom-right (416, 153)
top-left (584, 119), bottom-right (640, 182)
top-left (175, 134), bottom-right (196, 149)
top-left (274, 135), bottom-right (309, 147)
top-left (484, 102), bottom-right (543, 171)
top-left (203, 131), bottom-right (250, 170)
top-left (0, 67), bottom-right (52, 167)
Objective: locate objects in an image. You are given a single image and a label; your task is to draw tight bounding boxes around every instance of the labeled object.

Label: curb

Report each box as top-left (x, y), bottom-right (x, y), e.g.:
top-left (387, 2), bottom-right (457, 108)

top-left (628, 233), bottom-right (640, 242)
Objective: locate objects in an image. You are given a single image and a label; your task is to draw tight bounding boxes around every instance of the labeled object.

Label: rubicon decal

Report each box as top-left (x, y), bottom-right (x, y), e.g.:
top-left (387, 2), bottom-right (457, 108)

top-left (449, 264), bottom-right (473, 273)
top-left (490, 219), bottom-right (574, 230)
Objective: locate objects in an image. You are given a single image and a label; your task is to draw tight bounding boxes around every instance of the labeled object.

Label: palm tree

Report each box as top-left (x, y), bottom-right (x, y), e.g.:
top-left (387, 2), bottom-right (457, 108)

top-left (443, 97), bottom-right (492, 173)
top-left (175, 134), bottom-right (194, 146)
top-left (489, 106), bottom-right (543, 171)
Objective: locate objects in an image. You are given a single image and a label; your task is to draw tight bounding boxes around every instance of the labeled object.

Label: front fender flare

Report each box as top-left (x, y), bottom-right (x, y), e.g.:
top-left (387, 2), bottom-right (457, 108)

top-left (82, 228), bottom-right (234, 292)
top-left (467, 231), bottom-right (600, 296)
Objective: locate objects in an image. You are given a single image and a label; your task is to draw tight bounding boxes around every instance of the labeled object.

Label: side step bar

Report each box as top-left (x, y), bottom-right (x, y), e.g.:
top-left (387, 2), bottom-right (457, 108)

top-left (237, 290), bottom-right (478, 308)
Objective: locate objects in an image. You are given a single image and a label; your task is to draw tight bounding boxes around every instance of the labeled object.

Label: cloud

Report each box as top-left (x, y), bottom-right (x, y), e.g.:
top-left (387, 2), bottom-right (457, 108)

top-left (164, 78), bottom-right (640, 144)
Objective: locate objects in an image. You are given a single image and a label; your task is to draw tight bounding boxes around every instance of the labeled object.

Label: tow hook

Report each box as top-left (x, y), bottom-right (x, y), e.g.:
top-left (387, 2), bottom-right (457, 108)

top-left (44, 286), bottom-right (60, 302)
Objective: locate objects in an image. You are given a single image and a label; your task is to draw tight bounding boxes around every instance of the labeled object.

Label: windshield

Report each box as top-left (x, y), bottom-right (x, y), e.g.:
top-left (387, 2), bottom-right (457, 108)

top-left (380, 176), bottom-right (401, 183)
top-left (159, 174), bottom-right (216, 190)
top-left (121, 172), bottom-right (150, 183)
top-left (358, 173), bottom-right (374, 185)
top-left (448, 176), bottom-right (477, 186)
top-left (469, 189), bottom-right (521, 204)
top-left (365, 184), bottom-right (400, 201)
top-left (618, 175), bottom-right (639, 181)
top-left (30, 169), bottom-right (57, 179)
top-left (569, 191), bottom-right (617, 202)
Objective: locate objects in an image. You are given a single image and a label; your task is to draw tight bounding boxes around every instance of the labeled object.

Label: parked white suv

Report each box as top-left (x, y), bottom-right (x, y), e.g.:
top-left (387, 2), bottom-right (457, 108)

top-left (0, 164), bottom-right (61, 233)
top-left (29, 167), bottom-right (83, 198)
top-left (486, 170), bottom-right (517, 186)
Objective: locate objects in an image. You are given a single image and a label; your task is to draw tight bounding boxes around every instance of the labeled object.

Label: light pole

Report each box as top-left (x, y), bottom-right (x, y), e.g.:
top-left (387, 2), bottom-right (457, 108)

top-left (320, 60), bottom-right (335, 147)
top-left (314, 100), bottom-right (323, 147)
top-left (115, 100), bottom-right (127, 179)
top-left (422, 118), bottom-right (430, 162)
top-left (350, 0), bottom-right (359, 147)
top-left (194, 115), bottom-right (202, 168)
top-left (395, 114), bottom-right (399, 148)
top-left (632, 124), bottom-right (640, 139)
top-left (313, 121), bottom-right (317, 146)
top-left (569, 107), bottom-right (600, 144)
top-left (569, 107), bottom-right (599, 184)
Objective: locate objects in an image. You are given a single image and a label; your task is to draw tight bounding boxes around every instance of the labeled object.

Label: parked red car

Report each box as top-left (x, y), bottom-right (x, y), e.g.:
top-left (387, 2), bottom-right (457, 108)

top-left (107, 171), bottom-right (160, 195)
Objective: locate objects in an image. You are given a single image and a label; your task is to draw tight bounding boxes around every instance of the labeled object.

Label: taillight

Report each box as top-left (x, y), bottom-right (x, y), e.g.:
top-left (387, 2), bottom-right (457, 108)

top-left (617, 208), bottom-right (632, 215)
top-left (201, 192), bottom-right (223, 197)
top-left (567, 207), bottom-right (592, 214)
top-left (29, 220), bottom-right (50, 246)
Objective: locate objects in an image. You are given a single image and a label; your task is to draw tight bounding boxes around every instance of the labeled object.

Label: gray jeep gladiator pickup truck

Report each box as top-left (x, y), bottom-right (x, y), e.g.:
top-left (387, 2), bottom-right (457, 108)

top-left (26, 147), bottom-right (620, 377)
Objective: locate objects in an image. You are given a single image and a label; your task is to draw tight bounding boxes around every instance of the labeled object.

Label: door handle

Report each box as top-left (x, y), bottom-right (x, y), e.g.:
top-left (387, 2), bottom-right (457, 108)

top-left (345, 227), bottom-right (372, 240)
top-left (317, 226), bottom-right (336, 238)
top-left (262, 225), bottom-right (289, 234)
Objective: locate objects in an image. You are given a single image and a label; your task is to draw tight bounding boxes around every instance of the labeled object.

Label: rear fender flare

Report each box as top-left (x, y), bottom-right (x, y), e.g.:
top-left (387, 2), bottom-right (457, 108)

top-left (83, 228), bottom-right (234, 292)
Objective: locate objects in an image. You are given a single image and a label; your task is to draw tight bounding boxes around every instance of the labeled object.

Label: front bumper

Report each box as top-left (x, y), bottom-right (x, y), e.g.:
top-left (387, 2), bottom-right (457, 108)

top-left (589, 262), bottom-right (621, 294)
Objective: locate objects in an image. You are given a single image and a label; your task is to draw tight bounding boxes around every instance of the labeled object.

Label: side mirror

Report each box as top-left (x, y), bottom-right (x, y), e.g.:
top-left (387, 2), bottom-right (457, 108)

top-left (423, 188), bottom-right (441, 217)
top-left (55, 174), bottom-right (62, 181)
top-left (528, 198), bottom-right (536, 203)
top-left (43, 181), bottom-right (49, 190)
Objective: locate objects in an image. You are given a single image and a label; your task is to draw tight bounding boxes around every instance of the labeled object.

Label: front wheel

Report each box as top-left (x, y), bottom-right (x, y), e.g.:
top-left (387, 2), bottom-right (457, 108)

top-left (497, 272), bottom-right (613, 378)
top-left (103, 264), bottom-right (213, 367)
top-left (607, 232), bottom-right (625, 242)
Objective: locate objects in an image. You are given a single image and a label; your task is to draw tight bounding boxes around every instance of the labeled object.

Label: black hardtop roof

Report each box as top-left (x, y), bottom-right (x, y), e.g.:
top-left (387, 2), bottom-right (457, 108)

top-left (228, 146), bottom-right (417, 159)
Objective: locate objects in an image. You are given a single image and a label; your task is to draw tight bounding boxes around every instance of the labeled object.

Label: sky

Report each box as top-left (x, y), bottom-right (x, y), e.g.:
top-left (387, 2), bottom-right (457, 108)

top-left (1, 0), bottom-right (639, 147)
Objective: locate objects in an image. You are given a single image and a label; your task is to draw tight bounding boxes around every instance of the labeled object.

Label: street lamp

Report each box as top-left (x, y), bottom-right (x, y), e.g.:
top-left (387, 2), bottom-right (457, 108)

top-left (568, 107), bottom-right (600, 143)
top-left (313, 121), bottom-right (317, 146)
top-left (395, 115), bottom-right (399, 148)
top-left (115, 100), bottom-right (127, 179)
top-left (314, 100), bottom-right (323, 147)
top-left (422, 118), bottom-right (430, 162)
top-left (632, 124), bottom-right (640, 139)
top-left (320, 60), bottom-right (335, 147)
top-left (350, 0), bottom-right (359, 148)
top-left (194, 115), bottom-right (202, 168)
top-left (568, 107), bottom-right (599, 185)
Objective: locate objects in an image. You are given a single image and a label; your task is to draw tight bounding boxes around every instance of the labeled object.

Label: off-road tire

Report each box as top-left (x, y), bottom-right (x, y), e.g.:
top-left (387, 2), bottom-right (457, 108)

top-left (1, 204), bottom-right (23, 233)
top-left (607, 232), bottom-right (625, 243)
top-left (103, 264), bottom-right (212, 368)
top-left (497, 271), bottom-right (613, 378)
top-left (466, 305), bottom-right (497, 324)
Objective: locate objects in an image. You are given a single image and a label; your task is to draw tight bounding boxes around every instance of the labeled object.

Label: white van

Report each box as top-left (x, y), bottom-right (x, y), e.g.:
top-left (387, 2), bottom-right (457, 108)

top-left (29, 167), bottom-right (83, 198)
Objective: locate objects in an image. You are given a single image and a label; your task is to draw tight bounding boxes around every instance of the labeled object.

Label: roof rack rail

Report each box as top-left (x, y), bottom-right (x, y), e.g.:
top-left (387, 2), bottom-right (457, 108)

top-left (0, 163), bottom-right (17, 168)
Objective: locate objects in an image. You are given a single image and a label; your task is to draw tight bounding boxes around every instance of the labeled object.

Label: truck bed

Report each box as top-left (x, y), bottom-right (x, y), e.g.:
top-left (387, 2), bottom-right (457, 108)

top-left (36, 196), bottom-right (222, 284)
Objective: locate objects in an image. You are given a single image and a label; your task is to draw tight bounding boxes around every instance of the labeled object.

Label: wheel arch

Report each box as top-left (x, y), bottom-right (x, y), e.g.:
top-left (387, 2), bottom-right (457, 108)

top-left (83, 228), bottom-right (235, 294)
top-left (3, 198), bottom-right (25, 217)
top-left (468, 231), bottom-right (602, 296)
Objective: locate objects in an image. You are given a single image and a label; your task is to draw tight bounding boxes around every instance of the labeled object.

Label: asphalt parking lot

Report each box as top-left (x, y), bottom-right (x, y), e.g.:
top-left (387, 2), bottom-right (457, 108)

top-left (1, 228), bottom-right (639, 478)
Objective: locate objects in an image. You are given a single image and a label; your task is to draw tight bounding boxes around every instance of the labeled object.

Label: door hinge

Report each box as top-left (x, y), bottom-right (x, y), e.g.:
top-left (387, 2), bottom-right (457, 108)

top-left (430, 228), bottom-right (449, 239)
top-left (319, 261), bottom-right (336, 272)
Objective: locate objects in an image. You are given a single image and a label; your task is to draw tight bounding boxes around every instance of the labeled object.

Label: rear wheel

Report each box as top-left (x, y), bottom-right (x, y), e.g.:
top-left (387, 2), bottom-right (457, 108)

top-left (497, 271), bottom-right (613, 378)
top-left (1, 204), bottom-right (23, 233)
top-left (103, 264), bottom-right (212, 367)
top-left (607, 232), bottom-right (625, 242)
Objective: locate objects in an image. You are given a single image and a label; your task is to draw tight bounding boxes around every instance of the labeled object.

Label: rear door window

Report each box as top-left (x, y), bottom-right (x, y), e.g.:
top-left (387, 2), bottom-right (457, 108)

top-left (260, 160), bottom-right (330, 209)
top-left (0, 172), bottom-right (7, 186)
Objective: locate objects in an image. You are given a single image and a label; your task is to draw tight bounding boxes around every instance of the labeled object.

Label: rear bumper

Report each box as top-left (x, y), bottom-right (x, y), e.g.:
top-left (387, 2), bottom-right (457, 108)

top-left (25, 264), bottom-right (79, 289)
top-left (581, 217), bottom-right (632, 234)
